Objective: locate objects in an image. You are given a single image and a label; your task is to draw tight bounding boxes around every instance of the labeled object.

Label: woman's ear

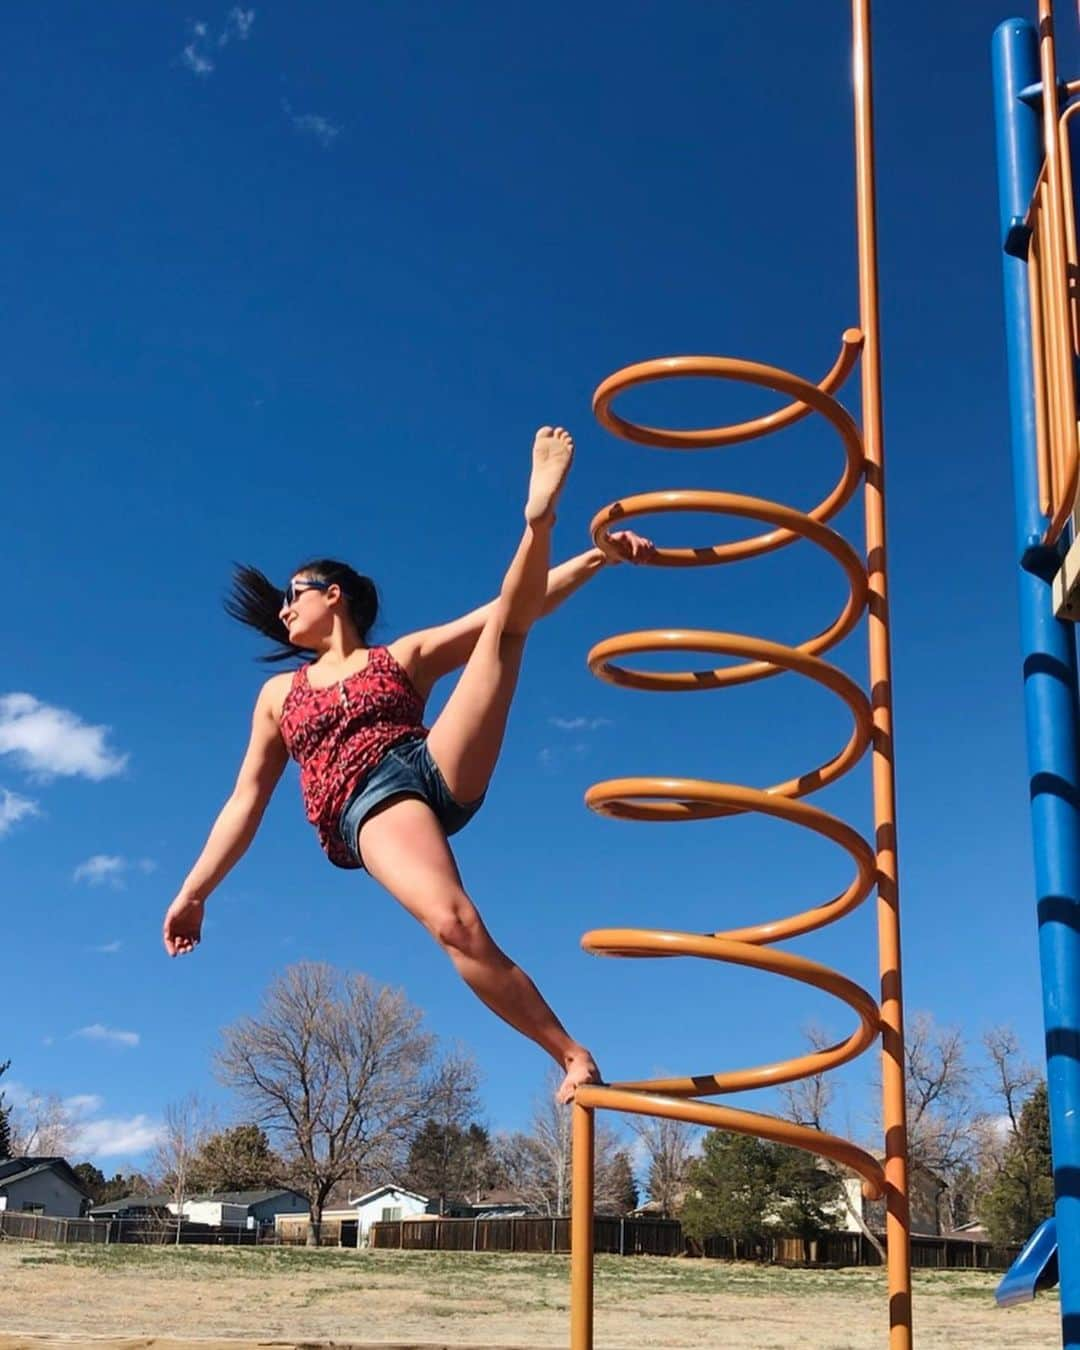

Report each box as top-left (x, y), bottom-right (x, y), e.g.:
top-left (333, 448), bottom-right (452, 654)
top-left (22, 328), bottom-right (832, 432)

top-left (325, 582), bottom-right (343, 607)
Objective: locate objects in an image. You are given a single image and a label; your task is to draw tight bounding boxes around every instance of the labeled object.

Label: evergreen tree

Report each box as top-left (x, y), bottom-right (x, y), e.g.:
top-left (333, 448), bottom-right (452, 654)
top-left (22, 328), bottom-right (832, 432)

top-left (72, 1162), bottom-right (106, 1203)
top-left (981, 1081), bottom-right (1054, 1245)
top-left (405, 1120), bottom-right (499, 1209)
top-left (0, 1060), bottom-right (11, 1160)
top-left (599, 1149), bottom-right (638, 1216)
top-left (187, 1124), bottom-right (281, 1194)
top-left (681, 1130), bottom-right (841, 1244)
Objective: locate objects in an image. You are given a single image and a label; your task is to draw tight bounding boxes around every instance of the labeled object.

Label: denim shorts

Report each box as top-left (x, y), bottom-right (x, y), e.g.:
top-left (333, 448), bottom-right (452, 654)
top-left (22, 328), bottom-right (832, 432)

top-left (338, 735), bottom-right (485, 869)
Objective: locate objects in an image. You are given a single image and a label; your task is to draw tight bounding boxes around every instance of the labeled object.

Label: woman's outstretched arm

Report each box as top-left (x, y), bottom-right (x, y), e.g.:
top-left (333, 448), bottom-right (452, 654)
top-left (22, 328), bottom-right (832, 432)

top-left (162, 679), bottom-right (289, 955)
top-left (397, 531), bottom-right (654, 689)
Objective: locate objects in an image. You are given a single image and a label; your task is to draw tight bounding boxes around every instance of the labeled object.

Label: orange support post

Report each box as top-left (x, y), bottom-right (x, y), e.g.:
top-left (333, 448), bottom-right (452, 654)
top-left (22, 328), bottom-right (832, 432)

top-left (568, 2), bottom-right (912, 1346)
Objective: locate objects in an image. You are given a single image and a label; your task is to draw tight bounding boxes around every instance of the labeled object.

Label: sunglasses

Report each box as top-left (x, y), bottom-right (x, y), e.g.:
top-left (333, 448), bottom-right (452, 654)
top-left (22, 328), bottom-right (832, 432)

top-left (282, 579), bottom-right (332, 607)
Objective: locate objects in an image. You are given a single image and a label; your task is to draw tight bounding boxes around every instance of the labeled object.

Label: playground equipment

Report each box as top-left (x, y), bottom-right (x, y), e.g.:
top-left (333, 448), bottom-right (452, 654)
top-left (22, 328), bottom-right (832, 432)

top-left (568, 3), bottom-right (913, 1348)
top-left (992, 3), bottom-right (1080, 1340)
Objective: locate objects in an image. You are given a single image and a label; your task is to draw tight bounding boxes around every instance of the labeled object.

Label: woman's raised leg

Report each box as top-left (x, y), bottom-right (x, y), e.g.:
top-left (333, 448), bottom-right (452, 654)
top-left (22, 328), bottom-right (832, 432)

top-left (357, 795), bottom-right (601, 1101)
top-left (425, 426), bottom-right (573, 804)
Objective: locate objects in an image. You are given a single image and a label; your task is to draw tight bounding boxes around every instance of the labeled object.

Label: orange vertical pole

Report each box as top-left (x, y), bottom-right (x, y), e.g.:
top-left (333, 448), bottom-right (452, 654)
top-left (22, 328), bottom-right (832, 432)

top-left (570, 1101), bottom-right (594, 1350)
top-left (851, 2), bottom-right (912, 1346)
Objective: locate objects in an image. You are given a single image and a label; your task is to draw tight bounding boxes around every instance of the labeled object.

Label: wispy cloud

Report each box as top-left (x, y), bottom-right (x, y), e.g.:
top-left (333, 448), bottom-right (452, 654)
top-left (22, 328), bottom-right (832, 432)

top-left (220, 7), bottom-right (255, 45)
top-left (538, 742), bottom-right (590, 772)
top-left (282, 99), bottom-right (341, 148)
top-left (91, 940), bottom-right (123, 955)
top-left (549, 716), bottom-right (613, 732)
top-left (0, 694), bottom-right (127, 782)
top-left (72, 1113), bottom-right (163, 1158)
top-left (64, 1093), bottom-right (104, 1117)
top-left (0, 787), bottom-right (39, 837)
top-left (73, 855), bottom-right (156, 888)
top-left (75, 1024), bottom-right (140, 1049)
top-left (181, 8), bottom-right (255, 77)
top-left (181, 22), bottom-right (215, 77)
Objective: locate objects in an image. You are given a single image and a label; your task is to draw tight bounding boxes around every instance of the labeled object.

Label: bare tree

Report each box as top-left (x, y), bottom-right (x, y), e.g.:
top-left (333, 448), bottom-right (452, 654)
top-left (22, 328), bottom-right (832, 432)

top-left (405, 1047), bottom-right (495, 1210)
top-left (903, 1012), bottom-right (981, 1229)
top-left (983, 1027), bottom-right (1041, 1136)
top-left (152, 1093), bottom-right (214, 1244)
top-left (781, 1025), bottom-right (886, 1260)
top-left (494, 1069), bottom-right (627, 1215)
top-left (963, 1026), bottom-right (1046, 1227)
top-left (8, 1091), bottom-right (77, 1157)
top-left (216, 962), bottom-right (434, 1245)
top-left (630, 1115), bottom-right (698, 1217)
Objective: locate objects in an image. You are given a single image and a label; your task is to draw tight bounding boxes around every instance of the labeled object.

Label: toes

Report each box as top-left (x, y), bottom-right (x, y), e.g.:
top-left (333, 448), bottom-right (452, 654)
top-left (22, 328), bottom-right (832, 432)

top-left (535, 425), bottom-right (554, 439)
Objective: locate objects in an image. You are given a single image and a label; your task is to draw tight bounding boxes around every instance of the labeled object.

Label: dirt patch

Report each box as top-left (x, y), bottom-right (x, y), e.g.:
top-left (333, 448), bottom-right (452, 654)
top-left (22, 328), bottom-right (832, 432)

top-left (0, 1242), bottom-right (1061, 1348)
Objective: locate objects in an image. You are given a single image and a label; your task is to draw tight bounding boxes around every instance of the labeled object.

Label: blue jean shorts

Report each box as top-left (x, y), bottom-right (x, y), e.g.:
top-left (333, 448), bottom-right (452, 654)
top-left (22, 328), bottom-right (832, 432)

top-left (338, 735), bottom-right (485, 869)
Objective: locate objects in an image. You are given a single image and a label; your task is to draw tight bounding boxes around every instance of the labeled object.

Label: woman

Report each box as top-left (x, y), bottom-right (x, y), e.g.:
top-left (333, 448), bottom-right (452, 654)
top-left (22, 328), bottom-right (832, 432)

top-left (162, 426), bottom-right (653, 1101)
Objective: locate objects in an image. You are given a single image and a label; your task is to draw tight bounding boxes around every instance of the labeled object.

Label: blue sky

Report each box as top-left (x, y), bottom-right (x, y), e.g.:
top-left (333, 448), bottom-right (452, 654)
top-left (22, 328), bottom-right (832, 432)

top-left (2, 2), bottom-right (1065, 1179)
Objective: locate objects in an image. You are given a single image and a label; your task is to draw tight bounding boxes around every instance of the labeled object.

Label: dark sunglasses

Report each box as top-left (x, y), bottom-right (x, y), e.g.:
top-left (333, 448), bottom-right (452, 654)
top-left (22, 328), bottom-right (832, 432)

top-left (282, 579), bottom-right (331, 607)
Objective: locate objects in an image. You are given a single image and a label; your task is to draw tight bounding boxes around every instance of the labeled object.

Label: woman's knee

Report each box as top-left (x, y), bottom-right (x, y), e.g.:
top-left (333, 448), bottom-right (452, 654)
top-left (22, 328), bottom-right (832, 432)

top-left (429, 896), bottom-right (491, 959)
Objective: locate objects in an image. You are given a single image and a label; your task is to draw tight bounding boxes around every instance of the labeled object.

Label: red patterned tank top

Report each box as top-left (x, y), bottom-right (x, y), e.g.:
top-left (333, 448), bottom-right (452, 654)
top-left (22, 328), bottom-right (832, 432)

top-left (279, 646), bottom-right (428, 869)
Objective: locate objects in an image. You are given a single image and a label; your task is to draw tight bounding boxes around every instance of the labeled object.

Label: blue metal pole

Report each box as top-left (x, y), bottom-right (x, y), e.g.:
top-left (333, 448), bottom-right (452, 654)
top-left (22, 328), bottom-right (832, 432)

top-left (993, 18), bottom-right (1080, 1346)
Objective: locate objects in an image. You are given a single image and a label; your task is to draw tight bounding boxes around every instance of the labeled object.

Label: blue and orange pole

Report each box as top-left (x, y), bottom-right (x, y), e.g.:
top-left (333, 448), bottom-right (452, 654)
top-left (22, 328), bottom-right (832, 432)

top-left (993, 17), bottom-right (1080, 1344)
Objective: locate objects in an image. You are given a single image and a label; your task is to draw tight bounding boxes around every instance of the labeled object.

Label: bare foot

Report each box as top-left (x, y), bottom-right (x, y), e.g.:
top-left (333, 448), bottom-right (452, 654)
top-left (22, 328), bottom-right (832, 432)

top-left (556, 1046), bottom-right (602, 1103)
top-left (526, 425), bottom-right (574, 523)
top-left (162, 893), bottom-right (205, 957)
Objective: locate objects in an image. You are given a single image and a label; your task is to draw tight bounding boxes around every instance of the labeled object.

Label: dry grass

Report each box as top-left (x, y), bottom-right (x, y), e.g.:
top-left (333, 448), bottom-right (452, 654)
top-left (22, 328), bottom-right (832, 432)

top-left (0, 1241), bottom-right (1061, 1348)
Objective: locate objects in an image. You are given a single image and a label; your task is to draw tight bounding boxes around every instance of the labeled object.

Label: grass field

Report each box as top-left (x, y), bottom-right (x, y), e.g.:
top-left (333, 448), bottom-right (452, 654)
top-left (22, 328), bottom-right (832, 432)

top-left (0, 1242), bottom-right (1061, 1349)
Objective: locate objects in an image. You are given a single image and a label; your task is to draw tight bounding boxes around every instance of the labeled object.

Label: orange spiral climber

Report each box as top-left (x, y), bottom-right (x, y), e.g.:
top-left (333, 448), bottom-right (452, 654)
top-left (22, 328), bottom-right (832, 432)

top-left (568, 5), bottom-right (912, 1348)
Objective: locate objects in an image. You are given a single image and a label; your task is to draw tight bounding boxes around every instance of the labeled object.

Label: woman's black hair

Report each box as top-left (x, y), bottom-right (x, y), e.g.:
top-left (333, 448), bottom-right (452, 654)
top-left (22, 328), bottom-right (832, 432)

top-left (225, 558), bottom-right (379, 662)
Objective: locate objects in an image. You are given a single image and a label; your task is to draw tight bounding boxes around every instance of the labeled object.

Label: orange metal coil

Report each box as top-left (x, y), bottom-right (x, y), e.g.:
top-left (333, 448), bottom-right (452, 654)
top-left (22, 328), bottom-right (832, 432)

top-left (571, 337), bottom-right (885, 1198)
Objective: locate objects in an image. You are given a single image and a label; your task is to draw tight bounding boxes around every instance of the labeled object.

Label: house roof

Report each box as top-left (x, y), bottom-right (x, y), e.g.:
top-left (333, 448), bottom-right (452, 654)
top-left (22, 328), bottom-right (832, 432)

top-left (88, 1193), bottom-right (172, 1215)
top-left (0, 1157), bottom-right (90, 1197)
top-left (352, 1184), bottom-right (429, 1207)
top-left (186, 1188), bottom-right (304, 1206)
top-left (472, 1189), bottom-right (534, 1208)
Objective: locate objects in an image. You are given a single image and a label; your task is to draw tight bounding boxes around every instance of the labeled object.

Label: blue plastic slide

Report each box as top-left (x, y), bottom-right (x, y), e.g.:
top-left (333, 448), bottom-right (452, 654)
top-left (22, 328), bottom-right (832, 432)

top-left (996, 1218), bottom-right (1059, 1307)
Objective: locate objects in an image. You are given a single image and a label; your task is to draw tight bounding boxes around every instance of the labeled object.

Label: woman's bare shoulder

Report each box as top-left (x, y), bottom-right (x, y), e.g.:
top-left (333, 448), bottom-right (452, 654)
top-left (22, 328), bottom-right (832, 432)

top-left (259, 669), bottom-right (300, 719)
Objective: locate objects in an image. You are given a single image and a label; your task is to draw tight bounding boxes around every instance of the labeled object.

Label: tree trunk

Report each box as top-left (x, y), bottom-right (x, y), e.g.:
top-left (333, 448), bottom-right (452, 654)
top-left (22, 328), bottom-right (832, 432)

top-left (307, 1204), bottom-right (322, 1248)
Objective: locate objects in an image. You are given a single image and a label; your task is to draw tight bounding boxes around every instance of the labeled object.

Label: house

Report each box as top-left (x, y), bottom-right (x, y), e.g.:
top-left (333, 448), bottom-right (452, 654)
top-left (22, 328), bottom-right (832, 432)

top-left (177, 1188), bottom-right (307, 1229)
top-left (841, 1162), bottom-right (946, 1238)
top-left (470, 1189), bottom-right (541, 1219)
top-left (0, 1157), bottom-right (90, 1219)
top-left (276, 1182), bottom-right (473, 1247)
top-left (88, 1192), bottom-right (173, 1222)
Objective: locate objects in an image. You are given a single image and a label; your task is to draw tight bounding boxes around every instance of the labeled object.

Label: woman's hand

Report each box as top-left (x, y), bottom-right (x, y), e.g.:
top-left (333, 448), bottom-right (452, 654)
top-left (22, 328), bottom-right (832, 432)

top-left (605, 529), bottom-right (656, 564)
top-left (163, 892), bottom-right (205, 957)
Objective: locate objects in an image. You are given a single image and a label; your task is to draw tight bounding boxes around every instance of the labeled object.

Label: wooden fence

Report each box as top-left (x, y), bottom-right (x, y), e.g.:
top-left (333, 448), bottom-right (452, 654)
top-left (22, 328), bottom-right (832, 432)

top-left (370, 1215), bottom-right (682, 1256)
top-left (0, 1209), bottom-right (1021, 1272)
top-left (699, 1231), bottom-right (1021, 1271)
top-left (0, 1211), bottom-right (260, 1246)
top-left (374, 1217), bottom-right (1021, 1272)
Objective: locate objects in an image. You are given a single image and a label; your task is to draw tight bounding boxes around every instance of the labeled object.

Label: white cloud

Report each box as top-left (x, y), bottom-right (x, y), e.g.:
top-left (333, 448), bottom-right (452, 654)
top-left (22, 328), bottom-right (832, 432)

top-left (181, 22), bottom-right (215, 77)
top-left (73, 855), bottom-right (156, 888)
top-left (1, 1080), bottom-right (32, 1108)
top-left (0, 787), bottom-right (39, 836)
top-left (219, 7), bottom-right (255, 44)
top-left (182, 9), bottom-right (254, 76)
top-left (549, 716), bottom-right (613, 732)
top-left (73, 855), bottom-right (126, 887)
top-left (91, 940), bottom-right (123, 955)
top-left (75, 1024), bottom-right (140, 1049)
top-left (3, 1079), bottom-right (161, 1158)
top-left (282, 99), bottom-right (341, 148)
top-left (0, 694), bottom-right (127, 781)
top-left (64, 1093), bottom-right (104, 1117)
top-left (538, 742), bottom-right (589, 772)
top-left (71, 1114), bottom-right (163, 1158)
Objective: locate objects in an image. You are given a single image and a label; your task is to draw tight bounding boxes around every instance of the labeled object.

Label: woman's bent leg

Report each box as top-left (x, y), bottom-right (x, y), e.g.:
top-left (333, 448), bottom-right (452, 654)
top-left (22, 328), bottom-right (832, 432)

top-left (357, 796), bottom-right (600, 1102)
